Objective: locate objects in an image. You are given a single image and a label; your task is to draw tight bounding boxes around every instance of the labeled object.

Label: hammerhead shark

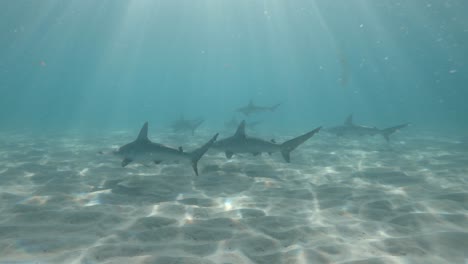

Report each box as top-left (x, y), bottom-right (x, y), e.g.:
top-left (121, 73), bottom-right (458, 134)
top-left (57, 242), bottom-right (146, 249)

top-left (327, 114), bottom-right (409, 142)
top-left (213, 120), bottom-right (321, 162)
top-left (171, 116), bottom-right (204, 135)
top-left (236, 100), bottom-right (281, 116)
top-left (114, 122), bottom-right (218, 175)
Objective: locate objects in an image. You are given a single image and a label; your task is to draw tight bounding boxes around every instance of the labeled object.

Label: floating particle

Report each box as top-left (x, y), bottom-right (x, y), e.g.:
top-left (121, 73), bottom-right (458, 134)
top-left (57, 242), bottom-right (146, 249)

top-left (40, 60), bottom-right (46, 67)
top-left (449, 69), bottom-right (457, 74)
top-left (360, 24), bottom-right (364, 28)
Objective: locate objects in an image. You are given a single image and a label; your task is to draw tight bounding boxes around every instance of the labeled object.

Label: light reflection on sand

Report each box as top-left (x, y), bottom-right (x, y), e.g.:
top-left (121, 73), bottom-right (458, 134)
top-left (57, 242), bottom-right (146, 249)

top-left (0, 131), bottom-right (467, 263)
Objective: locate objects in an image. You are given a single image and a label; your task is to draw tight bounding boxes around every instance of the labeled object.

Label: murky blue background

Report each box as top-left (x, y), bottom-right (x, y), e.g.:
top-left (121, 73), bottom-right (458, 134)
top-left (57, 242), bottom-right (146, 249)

top-left (1, 0), bottom-right (467, 135)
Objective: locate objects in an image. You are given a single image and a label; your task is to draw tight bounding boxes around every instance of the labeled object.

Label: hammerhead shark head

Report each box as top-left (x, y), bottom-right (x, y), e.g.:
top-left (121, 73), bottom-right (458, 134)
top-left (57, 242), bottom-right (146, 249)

top-left (114, 122), bottom-right (218, 175)
top-left (236, 100), bottom-right (281, 116)
top-left (171, 116), bottom-right (204, 135)
top-left (213, 120), bottom-right (321, 162)
top-left (327, 114), bottom-right (409, 142)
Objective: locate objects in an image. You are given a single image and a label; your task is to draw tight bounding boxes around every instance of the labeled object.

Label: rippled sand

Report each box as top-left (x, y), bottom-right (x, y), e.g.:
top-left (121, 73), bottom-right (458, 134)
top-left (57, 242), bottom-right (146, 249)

top-left (0, 129), bottom-right (467, 264)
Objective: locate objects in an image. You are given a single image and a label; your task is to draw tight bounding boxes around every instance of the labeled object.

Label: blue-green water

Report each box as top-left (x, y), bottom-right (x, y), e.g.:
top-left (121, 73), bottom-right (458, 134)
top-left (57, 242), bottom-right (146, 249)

top-left (1, 0), bottom-right (467, 133)
top-left (1, 1), bottom-right (468, 263)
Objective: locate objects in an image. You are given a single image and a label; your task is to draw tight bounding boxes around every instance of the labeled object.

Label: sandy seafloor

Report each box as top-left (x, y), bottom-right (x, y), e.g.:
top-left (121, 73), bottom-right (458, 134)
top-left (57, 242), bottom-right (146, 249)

top-left (0, 128), bottom-right (467, 264)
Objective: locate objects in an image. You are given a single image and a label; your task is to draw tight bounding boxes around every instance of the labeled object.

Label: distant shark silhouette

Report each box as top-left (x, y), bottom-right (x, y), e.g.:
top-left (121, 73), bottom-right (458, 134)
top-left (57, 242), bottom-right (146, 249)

top-left (114, 122), bottom-right (218, 176)
top-left (236, 100), bottom-right (281, 116)
top-left (213, 120), bottom-right (321, 162)
top-left (171, 116), bottom-right (204, 135)
top-left (224, 117), bottom-right (261, 131)
top-left (327, 114), bottom-right (409, 142)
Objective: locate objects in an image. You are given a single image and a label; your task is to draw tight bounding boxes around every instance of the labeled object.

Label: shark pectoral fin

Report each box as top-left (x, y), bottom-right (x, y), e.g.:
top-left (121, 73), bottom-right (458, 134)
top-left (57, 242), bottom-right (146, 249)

top-left (154, 160), bottom-right (162, 165)
top-left (178, 146), bottom-right (183, 152)
top-left (225, 151), bottom-right (234, 159)
top-left (252, 152), bottom-right (260, 156)
top-left (122, 158), bottom-right (133, 167)
top-left (270, 139), bottom-right (276, 143)
top-left (268, 152), bottom-right (273, 156)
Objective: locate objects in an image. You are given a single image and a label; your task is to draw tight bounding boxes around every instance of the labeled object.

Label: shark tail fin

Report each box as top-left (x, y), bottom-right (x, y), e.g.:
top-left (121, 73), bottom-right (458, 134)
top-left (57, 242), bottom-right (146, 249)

top-left (270, 103), bottom-right (281, 112)
top-left (280, 126), bottom-right (321, 162)
top-left (381, 123), bottom-right (409, 142)
top-left (189, 133), bottom-right (219, 176)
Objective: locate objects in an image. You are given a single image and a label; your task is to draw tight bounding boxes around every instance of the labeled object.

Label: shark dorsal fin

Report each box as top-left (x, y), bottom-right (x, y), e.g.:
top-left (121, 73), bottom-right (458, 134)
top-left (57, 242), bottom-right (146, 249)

top-left (137, 122), bottom-right (149, 141)
top-left (234, 120), bottom-right (246, 138)
top-left (344, 114), bottom-right (354, 126)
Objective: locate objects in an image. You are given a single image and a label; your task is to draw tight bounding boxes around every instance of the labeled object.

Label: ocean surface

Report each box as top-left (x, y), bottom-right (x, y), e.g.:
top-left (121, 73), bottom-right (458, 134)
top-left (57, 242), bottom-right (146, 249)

top-left (0, 1), bottom-right (467, 263)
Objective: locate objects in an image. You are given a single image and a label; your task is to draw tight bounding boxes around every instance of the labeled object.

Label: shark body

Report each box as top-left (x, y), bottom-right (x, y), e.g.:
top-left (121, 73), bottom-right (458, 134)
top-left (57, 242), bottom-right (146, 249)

top-left (171, 116), bottom-right (204, 135)
top-left (213, 120), bottom-right (321, 162)
top-left (327, 114), bottom-right (409, 142)
top-left (236, 100), bottom-right (281, 116)
top-left (114, 122), bottom-right (218, 175)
